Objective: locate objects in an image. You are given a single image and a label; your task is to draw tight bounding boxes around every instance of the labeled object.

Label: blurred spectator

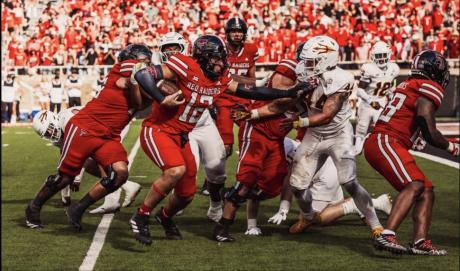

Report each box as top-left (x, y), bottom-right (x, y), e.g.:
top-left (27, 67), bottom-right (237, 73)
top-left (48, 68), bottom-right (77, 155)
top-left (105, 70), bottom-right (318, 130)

top-left (2, 74), bottom-right (17, 123)
top-left (91, 72), bottom-right (106, 98)
top-left (37, 75), bottom-right (51, 110)
top-left (103, 48), bottom-right (116, 65)
top-left (49, 73), bottom-right (65, 113)
top-left (66, 69), bottom-right (82, 107)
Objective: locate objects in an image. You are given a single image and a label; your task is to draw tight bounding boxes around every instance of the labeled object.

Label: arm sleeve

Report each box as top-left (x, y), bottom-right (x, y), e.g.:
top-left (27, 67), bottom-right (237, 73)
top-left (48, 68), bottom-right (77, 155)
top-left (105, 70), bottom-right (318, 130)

top-left (234, 83), bottom-right (296, 100)
top-left (134, 65), bottom-right (165, 103)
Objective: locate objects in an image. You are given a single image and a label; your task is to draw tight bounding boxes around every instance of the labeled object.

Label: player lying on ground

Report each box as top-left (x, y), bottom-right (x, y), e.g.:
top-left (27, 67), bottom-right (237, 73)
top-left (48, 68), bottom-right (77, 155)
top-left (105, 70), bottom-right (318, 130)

top-left (354, 41), bottom-right (400, 154)
top-left (25, 44), bottom-right (161, 230)
top-left (365, 50), bottom-right (458, 256)
top-left (128, 34), bottom-right (309, 245)
top-left (31, 108), bottom-right (142, 213)
top-left (243, 137), bottom-right (392, 236)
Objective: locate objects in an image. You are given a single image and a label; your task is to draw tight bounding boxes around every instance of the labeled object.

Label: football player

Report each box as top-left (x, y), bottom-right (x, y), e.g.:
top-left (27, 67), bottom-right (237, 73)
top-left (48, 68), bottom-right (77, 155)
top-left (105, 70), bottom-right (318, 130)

top-left (32, 108), bottom-right (142, 213)
top-left (129, 34), bottom-right (307, 245)
top-left (237, 36), bottom-right (384, 242)
top-left (354, 41), bottom-right (400, 154)
top-left (25, 44), bottom-right (160, 230)
top-left (365, 50), bottom-right (457, 255)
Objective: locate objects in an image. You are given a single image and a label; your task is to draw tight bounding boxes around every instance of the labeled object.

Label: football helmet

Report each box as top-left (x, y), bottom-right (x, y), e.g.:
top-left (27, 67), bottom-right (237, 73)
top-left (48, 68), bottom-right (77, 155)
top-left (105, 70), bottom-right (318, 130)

top-left (297, 35), bottom-right (339, 77)
top-left (411, 50), bottom-right (450, 89)
top-left (158, 32), bottom-right (188, 62)
top-left (32, 110), bottom-right (62, 143)
top-left (295, 42), bottom-right (306, 61)
top-left (371, 41), bottom-right (392, 69)
top-left (192, 35), bottom-right (228, 80)
top-left (117, 44), bottom-right (152, 63)
top-left (224, 17), bottom-right (248, 47)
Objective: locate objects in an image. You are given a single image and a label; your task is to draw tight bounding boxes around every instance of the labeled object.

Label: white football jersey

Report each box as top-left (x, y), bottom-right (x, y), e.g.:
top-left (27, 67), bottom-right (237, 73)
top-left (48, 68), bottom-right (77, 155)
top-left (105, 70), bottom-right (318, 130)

top-left (360, 62), bottom-right (399, 99)
top-left (304, 67), bottom-right (355, 136)
top-left (58, 106), bottom-right (82, 133)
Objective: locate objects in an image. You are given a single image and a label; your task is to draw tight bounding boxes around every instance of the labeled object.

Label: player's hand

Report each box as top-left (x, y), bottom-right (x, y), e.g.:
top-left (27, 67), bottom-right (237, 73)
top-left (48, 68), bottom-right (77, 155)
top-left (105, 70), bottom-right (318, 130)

top-left (130, 63), bottom-right (147, 85)
top-left (370, 101), bottom-right (381, 110)
top-left (245, 227), bottom-right (262, 236)
top-left (447, 141), bottom-right (459, 157)
top-left (289, 77), bottom-right (320, 97)
top-left (411, 136), bottom-right (427, 151)
top-left (231, 103), bottom-right (250, 122)
top-left (161, 91), bottom-right (185, 107)
top-left (268, 209), bottom-right (288, 225)
top-left (158, 79), bottom-right (179, 95)
top-left (70, 179), bottom-right (81, 192)
top-left (280, 115), bottom-right (298, 133)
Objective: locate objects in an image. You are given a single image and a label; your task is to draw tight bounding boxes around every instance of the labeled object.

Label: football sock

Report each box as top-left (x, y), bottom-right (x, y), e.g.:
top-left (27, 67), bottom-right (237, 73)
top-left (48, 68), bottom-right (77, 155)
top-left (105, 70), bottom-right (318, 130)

top-left (75, 194), bottom-right (97, 213)
top-left (208, 182), bottom-right (224, 202)
top-left (138, 203), bottom-right (153, 216)
top-left (414, 238), bottom-right (425, 245)
top-left (343, 180), bottom-right (382, 229)
top-left (219, 217), bottom-right (233, 228)
top-left (293, 188), bottom-right (313, 216)
top-left (382, 229), bottom-right (395, 236)
top-left (247, 218), bottom-right (257, 229)
top-left (341, 199), bottom-right (359, 215)
top-left (209, 198), bottom-right (222, 208)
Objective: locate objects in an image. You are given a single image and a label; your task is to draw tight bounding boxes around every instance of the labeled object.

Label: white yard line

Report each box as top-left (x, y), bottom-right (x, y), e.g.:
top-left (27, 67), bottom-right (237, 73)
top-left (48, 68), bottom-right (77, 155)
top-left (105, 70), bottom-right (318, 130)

top-left (410, 150), bottom-right (459, 169)
top-left (79, 138), bottom-right (140, 271)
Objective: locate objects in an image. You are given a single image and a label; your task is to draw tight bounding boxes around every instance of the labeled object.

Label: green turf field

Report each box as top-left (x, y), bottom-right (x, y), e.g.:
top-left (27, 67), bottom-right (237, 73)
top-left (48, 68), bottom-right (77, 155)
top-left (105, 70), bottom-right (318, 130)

top-left (2, 121), bottom-right (459, 271)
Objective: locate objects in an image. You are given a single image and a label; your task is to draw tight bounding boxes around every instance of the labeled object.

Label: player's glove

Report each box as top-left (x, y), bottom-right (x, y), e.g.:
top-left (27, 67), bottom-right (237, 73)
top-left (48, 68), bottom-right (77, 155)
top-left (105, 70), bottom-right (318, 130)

top-left (411, 136), bottom-right (427, 151)
top-left (268, 209), bottom-right (289, 225)
top-left (447, 141), bottom-right (459, 157)
top-left (130, 62), bottom-right (147, 85)
top-left (245, 227), bottom-right (262, 236)
top-left (230, 103), bottom-right (250, 122)
top-left (70, 178), bottom-right (81, 192)
top-left (287, 77), bottom-right (320, 98)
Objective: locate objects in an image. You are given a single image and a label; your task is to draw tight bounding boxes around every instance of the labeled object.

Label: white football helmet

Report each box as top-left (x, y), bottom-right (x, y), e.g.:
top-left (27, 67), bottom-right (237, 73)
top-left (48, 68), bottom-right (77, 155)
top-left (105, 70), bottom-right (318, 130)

top-left (296, 35), bottom-right (339, 79)
top-left (32, 110), bottom-right (62, 143)
top-left (158, 32), bottom-right (188, 62)
top-left (371, 41), bottom-right (391, 68)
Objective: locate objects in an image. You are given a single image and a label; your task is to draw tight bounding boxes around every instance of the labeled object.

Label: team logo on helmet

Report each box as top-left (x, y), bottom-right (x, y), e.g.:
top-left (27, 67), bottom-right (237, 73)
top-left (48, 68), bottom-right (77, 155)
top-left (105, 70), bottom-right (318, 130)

top-left (313, 43), bottom-right (336, 55)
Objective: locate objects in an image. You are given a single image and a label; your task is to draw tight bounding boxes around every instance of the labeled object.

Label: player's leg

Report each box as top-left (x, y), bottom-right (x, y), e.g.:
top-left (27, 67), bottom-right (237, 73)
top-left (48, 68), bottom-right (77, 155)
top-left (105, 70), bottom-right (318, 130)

top-left (245, 199), bottom-right (262, 235)
top-left (354, 104), bottom-right (371, 154)
top-left (155, 141), bottom-right (197, 240)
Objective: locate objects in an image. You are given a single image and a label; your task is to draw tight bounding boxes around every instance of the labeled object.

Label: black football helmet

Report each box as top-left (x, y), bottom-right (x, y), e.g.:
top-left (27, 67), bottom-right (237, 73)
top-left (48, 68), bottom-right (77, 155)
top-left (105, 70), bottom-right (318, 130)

top-left (117, 44), bottom-right (152, 63)
top-left (295, 42), bottom-right (306, 61)
top-left (192, 35), bottom-right (228, 81)
top-left (224, 17), bottom-right (248, 47)
top-left (411, 50), bottom-right (450, 89)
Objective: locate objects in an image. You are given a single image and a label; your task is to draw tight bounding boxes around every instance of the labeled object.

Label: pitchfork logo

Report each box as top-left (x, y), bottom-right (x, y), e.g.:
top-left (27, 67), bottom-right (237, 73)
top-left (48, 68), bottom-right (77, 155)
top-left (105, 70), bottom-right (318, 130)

top-left (39, 112), bottom-right (48, 123)
top-left (313, 43), bottom-right (336, 54)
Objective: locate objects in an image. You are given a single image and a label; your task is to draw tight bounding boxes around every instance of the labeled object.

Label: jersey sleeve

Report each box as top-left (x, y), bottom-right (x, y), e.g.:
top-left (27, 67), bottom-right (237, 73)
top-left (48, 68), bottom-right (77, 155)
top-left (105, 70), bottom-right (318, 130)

top-left (165, 53), bottom-right (190, 80)
top-left (274, 59), bottom-right (297, 81)
top-left (324, 70), bottom-right (355, 96)
top-left (416, 81), bottom-right (445, 108)
top-left (118, 59), bottom-right (139, 77)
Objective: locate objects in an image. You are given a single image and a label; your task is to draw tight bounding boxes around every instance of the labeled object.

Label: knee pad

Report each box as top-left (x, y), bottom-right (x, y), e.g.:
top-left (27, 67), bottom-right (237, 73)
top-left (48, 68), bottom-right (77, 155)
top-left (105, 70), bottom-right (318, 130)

top-left (247, 185), bottom-right (273, 201)
top-left (224, 181), bottom-right (247, 207)
top-left (205, 168), bottom-right (227, 184)
top-left (100, 165), bottom-right (119, 193)
top-left (45, 173), bottom-right (69, 191)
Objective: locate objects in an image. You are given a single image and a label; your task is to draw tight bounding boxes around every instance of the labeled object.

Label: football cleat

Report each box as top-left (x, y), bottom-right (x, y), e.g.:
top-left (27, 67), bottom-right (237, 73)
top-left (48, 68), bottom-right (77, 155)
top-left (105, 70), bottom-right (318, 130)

top-left (289, 213), bottom-right (320, 234)
top-left (245, 227), bottom-right (262, 236)
top-left (89, 203), bottom-right (121, 214)
top-left (408, 240), bottom-right (448, 256)
top-left (374, 234), bottom-right (408, 254)
top-left (213, 223), bottom-right (235, 242)
top-left (65, 204), bottom-right (83, 231)
top-left (121, 181), bottom-right (142, 208)
top-left (154, 208), bottom-right (182, 240)
top-left (130, 212), bottom-right (152, 246)
top-left (207, 204), bottom-right (223, 223)
top-left (25, 202), bottom-right (43, 229)
top-left (374, 194), bottom-right (392, 216)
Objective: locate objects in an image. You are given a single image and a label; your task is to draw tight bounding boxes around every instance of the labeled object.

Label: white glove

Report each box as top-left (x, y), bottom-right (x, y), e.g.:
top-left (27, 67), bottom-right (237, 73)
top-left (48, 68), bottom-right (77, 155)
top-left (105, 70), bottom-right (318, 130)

top-left (412, 136), bottom-right (427, 151)
top-left (245, 227), bottom-right (262, 236)
top-left (130, 62), bottom-right (147, 85)
top-left (268, 209), bottom-right (288, 225)
top-left (447, 141), bottom-right (459, 157)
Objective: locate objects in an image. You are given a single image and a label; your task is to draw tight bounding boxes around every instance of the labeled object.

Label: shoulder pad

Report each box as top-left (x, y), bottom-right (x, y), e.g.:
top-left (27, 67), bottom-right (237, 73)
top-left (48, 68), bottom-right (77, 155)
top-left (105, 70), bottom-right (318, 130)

top-left (322, 68), bottom-right (355, 96)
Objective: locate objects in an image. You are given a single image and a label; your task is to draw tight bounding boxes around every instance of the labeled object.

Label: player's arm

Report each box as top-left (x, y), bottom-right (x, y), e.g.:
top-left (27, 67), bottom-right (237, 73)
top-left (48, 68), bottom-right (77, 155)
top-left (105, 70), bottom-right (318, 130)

top-left (415, 96), bottom-right (458, 155)
top-left (231, 74), bottom-right (256, 85)
top-left (134, 65), bottom-right (184, 106)
top-left (225, 79), bottom-right (311, 101)
top-left (295, 92), bottom-right (349, 128)
top-left (356, 71), bottom-right (371, 103)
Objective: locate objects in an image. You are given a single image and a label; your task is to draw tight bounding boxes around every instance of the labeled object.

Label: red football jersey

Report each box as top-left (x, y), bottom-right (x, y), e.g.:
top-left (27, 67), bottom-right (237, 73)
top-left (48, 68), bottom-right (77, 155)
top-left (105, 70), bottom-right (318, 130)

top-left (143, 53), bottom-right (233, 134)
top-left (70, 59), bottom-right (139, 139)
top-left (250, 59), bottom-right (298, 140)
top-left (373, 78), bottom-right (445, 148)
top-left (216, 42), bottom-right (259, 107)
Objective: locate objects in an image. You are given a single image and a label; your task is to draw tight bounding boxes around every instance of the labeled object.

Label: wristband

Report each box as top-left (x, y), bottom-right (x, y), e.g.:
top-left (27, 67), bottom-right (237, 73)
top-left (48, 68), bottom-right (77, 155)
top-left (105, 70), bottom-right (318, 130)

top-left (250, 109), bottom-right (260, 120)
top-left (298, 117), bottom-right (310, 127)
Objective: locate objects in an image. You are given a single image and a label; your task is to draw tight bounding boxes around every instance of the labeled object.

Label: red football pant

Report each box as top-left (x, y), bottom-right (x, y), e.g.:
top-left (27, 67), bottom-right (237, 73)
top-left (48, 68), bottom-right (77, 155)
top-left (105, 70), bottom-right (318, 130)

top-left (364, 133), bottom-right (432, 191)
top-left (236, 122), bottom-right (288, 198)
top-left (140, 126), bottom-right (197, 197)
top-left (58, 122), bottom-right (128, 176)
top-left (215, 105), bottom-right (234, 145)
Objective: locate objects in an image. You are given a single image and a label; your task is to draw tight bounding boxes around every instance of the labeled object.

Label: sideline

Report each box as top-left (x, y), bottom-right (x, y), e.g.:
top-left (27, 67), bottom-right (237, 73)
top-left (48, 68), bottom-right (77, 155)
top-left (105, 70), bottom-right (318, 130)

top-left (410, 150), bottom-right (459, 169)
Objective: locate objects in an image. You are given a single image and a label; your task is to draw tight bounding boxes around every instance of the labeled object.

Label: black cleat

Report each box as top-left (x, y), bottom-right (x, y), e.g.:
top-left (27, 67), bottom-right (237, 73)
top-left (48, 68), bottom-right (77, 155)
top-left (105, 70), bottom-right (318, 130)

top-left (154, 208), bottom-right (182, 240)
top-left (65, 203), bottom-right (83, 231)
top-left (129, 212), bottom-right (152, 245)
top-left (25, 202), bottom-right (43, 229)
top-left (408, 240), bottom-right (448, 256)
top-left (213, 223), bottom-right (235, 242)
top-left (374, 234), bottom-right (408, 254)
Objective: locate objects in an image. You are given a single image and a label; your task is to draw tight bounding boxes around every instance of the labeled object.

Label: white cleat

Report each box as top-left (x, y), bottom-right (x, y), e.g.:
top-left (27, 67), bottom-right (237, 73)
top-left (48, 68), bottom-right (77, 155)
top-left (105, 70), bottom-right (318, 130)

top-left (245, 227), bottom-right (262, 236)
top-left (375, 194), bottom-right (392, 215)
top-left (207, 204), bottom-right (223, 223)
top-left (176, 209), bottom-right (184, 216)
top-left (122, 181), bottom-right (142, 208)
top-left (89, 203), bottom-right (121, 214)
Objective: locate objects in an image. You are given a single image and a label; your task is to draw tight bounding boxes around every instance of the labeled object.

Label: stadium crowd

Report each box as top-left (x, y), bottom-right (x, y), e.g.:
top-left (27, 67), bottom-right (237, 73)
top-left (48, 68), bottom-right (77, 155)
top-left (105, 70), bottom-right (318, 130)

top-left (2, 0), bottom-right (460, 69)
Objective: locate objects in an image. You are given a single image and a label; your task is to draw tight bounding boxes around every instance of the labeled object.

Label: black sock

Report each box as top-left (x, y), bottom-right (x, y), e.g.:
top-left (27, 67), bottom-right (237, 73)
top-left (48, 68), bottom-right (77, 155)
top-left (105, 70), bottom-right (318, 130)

top-left (32, 186), bottom-right (59, 208)
top-left (208, 182), bottom-right (224, 202)
top-left (218, 217), bottom-right (233, 228)
top-left (75, 194), bottom-right (97, 213)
